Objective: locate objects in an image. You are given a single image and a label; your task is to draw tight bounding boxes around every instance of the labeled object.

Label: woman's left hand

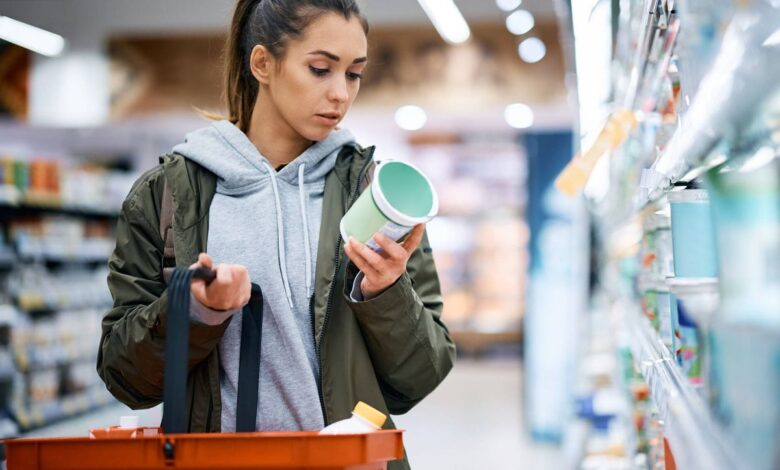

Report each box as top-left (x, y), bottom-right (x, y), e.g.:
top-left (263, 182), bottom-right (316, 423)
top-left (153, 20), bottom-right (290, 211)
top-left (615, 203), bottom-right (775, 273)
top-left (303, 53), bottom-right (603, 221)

top-left (344, 224), bottom-right (425, 300)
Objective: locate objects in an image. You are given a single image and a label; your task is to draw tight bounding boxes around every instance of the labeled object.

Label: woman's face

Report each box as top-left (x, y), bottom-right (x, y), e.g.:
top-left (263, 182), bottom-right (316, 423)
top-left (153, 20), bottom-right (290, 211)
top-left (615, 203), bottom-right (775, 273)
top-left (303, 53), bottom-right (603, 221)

top-left (264, 13), bottom-right (368, 142)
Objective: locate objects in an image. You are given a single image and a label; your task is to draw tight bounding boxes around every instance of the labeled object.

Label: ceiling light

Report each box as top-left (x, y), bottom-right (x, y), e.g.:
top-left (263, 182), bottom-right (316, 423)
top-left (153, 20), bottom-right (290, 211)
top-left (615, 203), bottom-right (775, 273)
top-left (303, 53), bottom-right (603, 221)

top-left (519, 37), bottom-right (546, 63)
top-left (505, 10), bottom-right (534, 36)
top-left (0, 16), bottom-right (66, 57)
top-left (417, 0), bottom-right (471, 45)
top-left (504, 103), bottom-right (534, 129)
top-left (395, 105), bottom-right (428, 131)
top-left (496, 0), bottom-right (522, 12)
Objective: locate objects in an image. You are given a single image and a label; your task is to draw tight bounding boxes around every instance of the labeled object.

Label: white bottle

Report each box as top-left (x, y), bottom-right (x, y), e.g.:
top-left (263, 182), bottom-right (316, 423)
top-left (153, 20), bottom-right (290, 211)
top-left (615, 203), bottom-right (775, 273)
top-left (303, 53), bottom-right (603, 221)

top-left (319, 401), bottom-right (387, 434)
top-left (119, 415), bottom-right (140, 429)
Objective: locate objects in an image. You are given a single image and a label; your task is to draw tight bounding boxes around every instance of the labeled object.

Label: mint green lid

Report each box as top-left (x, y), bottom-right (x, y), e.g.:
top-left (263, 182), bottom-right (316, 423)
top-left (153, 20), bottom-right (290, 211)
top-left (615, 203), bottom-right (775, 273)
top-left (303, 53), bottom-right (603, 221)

top-left (373, 161), bottom-right (438, 225)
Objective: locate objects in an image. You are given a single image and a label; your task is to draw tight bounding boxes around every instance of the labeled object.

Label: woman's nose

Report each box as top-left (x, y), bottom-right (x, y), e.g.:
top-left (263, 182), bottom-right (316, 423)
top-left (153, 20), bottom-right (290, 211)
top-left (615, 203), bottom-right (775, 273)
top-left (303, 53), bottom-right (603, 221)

top-left (328, 77), bottom-right (349, 103)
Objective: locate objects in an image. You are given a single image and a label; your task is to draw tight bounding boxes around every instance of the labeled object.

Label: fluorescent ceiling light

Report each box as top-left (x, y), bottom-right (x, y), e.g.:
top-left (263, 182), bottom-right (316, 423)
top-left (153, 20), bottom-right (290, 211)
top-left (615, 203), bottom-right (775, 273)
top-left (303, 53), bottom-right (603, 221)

top-left (417, 0), bottom-right (471, 45)
top-left (496, 0), bottom-right (522, 12)
top-left (506, 9), bottom-right (534, 36)
top-left (504, 103), bottom-right (534, 129)
top-left (0, 16), bottom-right (66, 57)
top-left (519, 37), bottom-right (546, 63)
top-left (395, 105), bottom-right (428, 131)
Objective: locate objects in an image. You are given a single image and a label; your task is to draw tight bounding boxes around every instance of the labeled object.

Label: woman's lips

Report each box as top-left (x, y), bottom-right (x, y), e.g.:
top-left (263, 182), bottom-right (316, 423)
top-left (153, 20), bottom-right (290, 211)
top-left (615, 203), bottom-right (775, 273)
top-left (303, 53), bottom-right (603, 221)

top-left (315, 114), bottom-right (340, 126)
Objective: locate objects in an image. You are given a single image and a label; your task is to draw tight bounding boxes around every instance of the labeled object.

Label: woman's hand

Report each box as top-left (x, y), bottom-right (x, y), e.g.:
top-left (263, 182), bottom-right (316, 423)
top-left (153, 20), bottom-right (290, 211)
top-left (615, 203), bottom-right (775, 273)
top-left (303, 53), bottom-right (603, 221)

top-left (190, 253), bottom-right (251, 311)
top-left (344, 224), bottom-right (425, 300)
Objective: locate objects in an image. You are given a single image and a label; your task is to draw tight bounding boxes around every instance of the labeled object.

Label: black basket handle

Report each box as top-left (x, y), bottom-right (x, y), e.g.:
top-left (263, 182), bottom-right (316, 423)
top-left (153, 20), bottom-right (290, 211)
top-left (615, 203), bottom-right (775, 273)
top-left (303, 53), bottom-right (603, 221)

top-left (161, 267), bottom-right (264, 434)
top-left (161, 267), bottom-right (216, 434)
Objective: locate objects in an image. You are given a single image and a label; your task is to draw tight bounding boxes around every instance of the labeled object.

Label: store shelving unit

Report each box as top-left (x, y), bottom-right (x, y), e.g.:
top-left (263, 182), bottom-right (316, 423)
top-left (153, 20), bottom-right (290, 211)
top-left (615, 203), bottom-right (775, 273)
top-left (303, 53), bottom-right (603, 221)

top-left (0, 202), bottom-right (119, 221)
top-left (564, 0), bottom-right (780, 468)
top-left (0, 160), bottom-right (129, 437)
top-left (627, 309), bottom-right (737, 470)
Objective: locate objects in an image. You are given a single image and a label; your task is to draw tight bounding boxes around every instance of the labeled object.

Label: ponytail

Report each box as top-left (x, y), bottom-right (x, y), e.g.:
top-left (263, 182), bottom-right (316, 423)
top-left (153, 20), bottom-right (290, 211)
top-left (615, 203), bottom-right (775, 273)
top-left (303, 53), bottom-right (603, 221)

top-left (224, 0), bottom-right (262, 132)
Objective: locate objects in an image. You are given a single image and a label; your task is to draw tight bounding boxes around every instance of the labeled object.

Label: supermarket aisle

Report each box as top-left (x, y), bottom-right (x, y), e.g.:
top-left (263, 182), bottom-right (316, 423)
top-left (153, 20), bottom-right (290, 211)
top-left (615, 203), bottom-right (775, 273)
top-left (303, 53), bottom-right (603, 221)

top-left (394, 357), bottom-right (563, 470)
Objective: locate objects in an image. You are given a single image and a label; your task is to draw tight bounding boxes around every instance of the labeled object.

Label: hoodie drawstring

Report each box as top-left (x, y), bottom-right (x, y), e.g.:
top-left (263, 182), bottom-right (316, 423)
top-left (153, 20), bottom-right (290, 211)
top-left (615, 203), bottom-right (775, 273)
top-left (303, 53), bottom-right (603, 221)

top-left (298, 164), bottom-right (313, 298)
top-left (261, 162), bottom-right (294, 309)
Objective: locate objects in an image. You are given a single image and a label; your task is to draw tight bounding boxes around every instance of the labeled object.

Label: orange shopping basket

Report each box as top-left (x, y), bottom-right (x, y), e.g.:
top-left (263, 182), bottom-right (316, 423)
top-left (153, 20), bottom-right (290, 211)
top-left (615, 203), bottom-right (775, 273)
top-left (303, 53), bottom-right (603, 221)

top-left (5, 268), bottom-right (404, 469)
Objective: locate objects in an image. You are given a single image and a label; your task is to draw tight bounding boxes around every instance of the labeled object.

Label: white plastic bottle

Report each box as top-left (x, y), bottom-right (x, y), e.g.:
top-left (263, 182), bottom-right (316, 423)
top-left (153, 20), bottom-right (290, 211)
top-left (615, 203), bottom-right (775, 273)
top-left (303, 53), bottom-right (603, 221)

top-left (319, 401), bottom-right (386, 434)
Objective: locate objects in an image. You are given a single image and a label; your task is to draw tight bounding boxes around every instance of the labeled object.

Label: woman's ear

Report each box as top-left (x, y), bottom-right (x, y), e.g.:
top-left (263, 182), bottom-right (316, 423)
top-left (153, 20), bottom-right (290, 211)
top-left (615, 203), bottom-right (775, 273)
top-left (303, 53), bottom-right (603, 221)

top-left (249, 45), bottom-right (273, 85)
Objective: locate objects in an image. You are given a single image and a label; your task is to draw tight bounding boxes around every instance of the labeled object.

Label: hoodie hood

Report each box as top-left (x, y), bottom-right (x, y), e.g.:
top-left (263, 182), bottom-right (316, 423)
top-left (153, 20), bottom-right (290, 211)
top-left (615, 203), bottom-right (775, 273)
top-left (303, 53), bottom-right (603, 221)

top-left (173, 120), bottom-right (356, 196)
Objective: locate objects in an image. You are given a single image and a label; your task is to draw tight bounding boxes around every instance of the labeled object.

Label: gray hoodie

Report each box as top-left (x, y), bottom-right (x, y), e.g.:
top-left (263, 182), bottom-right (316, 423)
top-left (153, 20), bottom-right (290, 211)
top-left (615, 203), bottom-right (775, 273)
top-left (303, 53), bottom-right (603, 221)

top-left (172, 120), bottom-right (356, 432)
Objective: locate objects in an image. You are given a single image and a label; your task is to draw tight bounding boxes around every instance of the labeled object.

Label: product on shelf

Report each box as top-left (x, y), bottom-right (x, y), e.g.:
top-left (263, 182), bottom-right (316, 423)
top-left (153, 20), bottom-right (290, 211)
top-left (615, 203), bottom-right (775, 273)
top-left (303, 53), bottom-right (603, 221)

top-left (667, 188), bottom-right (718, 279)
top-left (704, 153), bottom-right (780, 470)
top-left (706, 153), bottom-right (780, 326)
top-left (567, 1), bottom-right (779, 469)
top-left (556, 109), bottom-right (637, 197)
top-left (9, 216), bottom-right (114, 262)
top-left (0, 157), bottom-right (134, 213)
top-left (674, 300), bottom-right (702, 387)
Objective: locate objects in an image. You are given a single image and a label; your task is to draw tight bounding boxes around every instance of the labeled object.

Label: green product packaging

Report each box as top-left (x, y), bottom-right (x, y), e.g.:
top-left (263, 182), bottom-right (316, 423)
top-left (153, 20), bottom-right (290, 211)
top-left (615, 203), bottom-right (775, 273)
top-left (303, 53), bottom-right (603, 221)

top-left (340, 161), bottom-right (438, 252)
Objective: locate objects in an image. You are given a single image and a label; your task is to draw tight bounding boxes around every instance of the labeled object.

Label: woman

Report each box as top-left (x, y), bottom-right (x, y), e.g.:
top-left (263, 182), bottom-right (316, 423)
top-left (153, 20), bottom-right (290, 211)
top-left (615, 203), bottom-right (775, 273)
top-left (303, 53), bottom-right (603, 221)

top-left (97, 1), bottom-right (455, 468)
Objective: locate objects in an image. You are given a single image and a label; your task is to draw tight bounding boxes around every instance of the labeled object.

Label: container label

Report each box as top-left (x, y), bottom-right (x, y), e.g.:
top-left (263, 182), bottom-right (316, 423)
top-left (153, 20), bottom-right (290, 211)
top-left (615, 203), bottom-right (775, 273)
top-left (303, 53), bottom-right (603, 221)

top-left (366, 221), bottom-right (412, 252)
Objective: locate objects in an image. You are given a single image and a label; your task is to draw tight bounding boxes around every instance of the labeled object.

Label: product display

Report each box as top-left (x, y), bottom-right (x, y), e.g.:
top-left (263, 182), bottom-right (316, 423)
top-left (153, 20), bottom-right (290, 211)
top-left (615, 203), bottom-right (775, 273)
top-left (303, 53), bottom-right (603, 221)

top-left (667, 189), bottom-right (718, 279)
top-left (565, 0), bottom-right (780, 469)
top-left (0, 157), bottom-right (133, 214)
top-left (0, 155), bottom-right (128, 436)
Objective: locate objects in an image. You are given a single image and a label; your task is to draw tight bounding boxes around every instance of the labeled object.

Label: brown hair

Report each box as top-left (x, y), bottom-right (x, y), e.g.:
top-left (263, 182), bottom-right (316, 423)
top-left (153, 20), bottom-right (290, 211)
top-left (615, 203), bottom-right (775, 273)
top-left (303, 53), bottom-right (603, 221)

top-left (223, 0), bottom-right (369, 132)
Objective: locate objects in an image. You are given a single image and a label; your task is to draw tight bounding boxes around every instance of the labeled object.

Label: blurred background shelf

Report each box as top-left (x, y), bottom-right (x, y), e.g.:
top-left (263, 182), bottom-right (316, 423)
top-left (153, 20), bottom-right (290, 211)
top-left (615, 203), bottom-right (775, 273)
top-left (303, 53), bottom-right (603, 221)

top-left (628, 311), bottom-right (738, 470)
top-left (0, 200), bottom-right (119, 221)
top-left (11, 386), bottom-right (115, 432)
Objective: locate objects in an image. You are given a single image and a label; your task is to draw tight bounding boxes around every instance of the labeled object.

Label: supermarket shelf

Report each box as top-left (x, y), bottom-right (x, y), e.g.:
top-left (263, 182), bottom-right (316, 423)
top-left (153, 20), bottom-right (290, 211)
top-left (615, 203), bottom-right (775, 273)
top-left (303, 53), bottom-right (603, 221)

top-left (12, 386), bottom-right (115, 432)
top-left (627, 312), bottom-right (739, 470)
top-left (632, 0), bottom-right (672, 92)
top-left (14, 347), bottom-right (96, 373)
top-left (0, 253), bottom-right (109, 269)
top-left (21, 256), bottom-right (110, 269)
top-left (15, 297), bottom-right (112, 316)
top-left (637, 7), bottom-right (780, 203)
top-left (0, 201), bottom-right (119, 220)
top-left (0, 251), bottom-right (15, 270)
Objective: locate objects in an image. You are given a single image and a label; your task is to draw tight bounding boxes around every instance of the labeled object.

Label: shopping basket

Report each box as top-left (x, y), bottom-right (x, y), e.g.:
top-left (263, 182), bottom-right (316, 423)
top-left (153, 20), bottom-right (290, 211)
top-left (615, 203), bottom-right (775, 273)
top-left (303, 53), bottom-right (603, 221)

top-left (5, 267), bottom-right (404, 469)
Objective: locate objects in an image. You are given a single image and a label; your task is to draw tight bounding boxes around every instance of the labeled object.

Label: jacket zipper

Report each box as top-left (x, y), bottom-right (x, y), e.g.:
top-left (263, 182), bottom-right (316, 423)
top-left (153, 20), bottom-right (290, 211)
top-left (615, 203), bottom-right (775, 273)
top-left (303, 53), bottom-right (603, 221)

top-left (313, 148), bottom-right (374, 425)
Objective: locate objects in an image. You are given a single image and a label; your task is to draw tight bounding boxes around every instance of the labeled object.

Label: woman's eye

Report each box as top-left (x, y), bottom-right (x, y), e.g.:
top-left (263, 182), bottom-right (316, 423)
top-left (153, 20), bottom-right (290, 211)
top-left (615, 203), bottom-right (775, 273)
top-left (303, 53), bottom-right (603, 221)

top-left (347, 72), bottom-right (363, 81)
top-left (309, 65), bottom-right (329, 76)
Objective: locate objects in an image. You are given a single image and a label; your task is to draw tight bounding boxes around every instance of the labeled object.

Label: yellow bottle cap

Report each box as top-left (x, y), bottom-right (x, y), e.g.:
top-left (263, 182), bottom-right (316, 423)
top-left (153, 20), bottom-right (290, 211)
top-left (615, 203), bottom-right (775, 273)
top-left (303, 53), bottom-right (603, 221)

top-left (353, 401), bottom-right (386, 429)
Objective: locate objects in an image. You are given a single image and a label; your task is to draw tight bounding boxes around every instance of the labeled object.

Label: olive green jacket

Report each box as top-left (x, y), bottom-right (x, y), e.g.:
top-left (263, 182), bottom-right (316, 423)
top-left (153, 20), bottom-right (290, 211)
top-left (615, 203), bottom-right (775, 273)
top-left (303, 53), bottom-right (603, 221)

top-left (97, 145), bottom-right (456, 470)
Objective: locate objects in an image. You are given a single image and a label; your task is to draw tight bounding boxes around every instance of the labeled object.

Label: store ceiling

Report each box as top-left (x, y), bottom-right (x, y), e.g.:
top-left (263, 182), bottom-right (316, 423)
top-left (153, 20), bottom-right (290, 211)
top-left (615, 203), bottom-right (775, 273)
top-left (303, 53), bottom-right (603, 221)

top-left (0, 0), bottom-right (558, 44)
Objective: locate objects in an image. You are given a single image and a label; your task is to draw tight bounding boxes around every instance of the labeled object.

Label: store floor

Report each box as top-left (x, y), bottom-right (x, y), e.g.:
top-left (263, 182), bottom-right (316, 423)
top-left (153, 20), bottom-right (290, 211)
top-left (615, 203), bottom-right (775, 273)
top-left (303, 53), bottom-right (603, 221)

top-left (24, 357), bottom-right (563, 469)
top-left (394, 357), bottom-right (564, 470)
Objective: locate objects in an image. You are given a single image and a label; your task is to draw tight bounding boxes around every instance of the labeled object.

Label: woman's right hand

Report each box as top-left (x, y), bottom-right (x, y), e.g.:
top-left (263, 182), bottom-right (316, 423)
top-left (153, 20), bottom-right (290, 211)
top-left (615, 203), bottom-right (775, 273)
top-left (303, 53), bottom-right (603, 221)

top-left (190, 253), bottom-right (251, 311)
